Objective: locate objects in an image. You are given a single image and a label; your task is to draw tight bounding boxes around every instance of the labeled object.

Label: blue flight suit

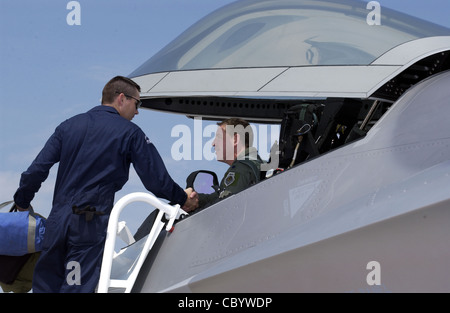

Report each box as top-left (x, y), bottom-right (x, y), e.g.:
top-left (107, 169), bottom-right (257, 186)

top-left (13, 105), bottom-right (187, 293)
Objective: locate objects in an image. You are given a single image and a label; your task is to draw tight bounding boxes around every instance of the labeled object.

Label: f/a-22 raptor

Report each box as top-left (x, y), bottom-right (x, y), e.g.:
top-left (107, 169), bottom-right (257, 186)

top-left (98, 0), bottom-right (450, 293)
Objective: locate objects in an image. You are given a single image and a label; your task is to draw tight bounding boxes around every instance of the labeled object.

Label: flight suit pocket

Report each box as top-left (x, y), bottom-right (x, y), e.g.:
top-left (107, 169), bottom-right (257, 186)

top-left (68, 214), bottom-right (106, 246)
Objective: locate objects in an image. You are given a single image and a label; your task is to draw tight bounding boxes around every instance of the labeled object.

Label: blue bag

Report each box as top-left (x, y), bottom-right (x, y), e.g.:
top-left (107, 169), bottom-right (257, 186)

top-left (0, 202), bottom-right (46, 256)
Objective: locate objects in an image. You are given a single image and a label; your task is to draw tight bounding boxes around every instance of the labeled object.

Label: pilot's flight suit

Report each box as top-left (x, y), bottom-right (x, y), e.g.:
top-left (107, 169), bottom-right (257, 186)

top-left (13, 105), bottom-right (187, 293)
top-left (197, 147), bottom-right (263, 208)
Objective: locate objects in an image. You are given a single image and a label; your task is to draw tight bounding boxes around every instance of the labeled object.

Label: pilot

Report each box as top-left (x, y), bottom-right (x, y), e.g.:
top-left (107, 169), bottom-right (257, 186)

top-left (13, 76), bottom-right (198, 293)
top-left (195, 118), bottom-right (264, 209)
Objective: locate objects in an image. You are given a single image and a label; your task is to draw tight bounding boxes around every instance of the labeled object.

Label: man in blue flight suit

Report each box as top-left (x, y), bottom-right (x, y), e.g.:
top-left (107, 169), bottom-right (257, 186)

top-left (13, 76), bottom-right (198, 293)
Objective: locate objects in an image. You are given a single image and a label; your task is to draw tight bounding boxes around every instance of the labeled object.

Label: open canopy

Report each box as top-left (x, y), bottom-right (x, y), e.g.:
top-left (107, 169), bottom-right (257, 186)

top-left (131, 0), bottom-right (449, 74)
top-left (130, 0), bottom-right (450, 122)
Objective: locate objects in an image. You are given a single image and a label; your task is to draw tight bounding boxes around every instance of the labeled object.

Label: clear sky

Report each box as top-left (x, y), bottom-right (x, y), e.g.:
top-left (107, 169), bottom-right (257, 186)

top-left (1, 0), bottom-right (450, 233)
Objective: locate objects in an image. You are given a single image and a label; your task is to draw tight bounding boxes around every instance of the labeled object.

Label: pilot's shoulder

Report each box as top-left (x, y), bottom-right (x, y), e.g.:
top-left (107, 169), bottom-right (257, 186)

top-left (234, 158), bottom-right (262, 171)
top-left (232, 160), bottom-right (254, 172)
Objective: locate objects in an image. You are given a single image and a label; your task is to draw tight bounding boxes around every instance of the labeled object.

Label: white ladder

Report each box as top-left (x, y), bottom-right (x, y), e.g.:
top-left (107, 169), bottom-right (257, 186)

top-left (97, 192), bottom-right (186, 293)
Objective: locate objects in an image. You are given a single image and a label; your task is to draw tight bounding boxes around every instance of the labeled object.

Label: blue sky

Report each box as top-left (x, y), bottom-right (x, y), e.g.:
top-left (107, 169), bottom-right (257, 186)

top-left (1, 0), bottom-right (450, 231)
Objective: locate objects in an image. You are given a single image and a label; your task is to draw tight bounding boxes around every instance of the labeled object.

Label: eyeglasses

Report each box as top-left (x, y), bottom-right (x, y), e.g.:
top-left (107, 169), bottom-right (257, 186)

top-left (115, 91), bottom-right (142, 109)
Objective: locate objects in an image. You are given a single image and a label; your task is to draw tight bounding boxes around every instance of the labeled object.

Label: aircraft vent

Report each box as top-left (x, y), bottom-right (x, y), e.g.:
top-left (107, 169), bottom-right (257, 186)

top-left (143, 97), bottom-right (318, 123)
top-left (372, 50), bottom-right (450, 102)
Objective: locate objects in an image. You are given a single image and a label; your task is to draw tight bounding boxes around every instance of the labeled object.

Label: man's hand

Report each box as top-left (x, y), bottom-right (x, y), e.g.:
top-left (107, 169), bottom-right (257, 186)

top-left (183, 188), bottom-right (199, 212)
top-left (15, 204), bottom-right (31, 212)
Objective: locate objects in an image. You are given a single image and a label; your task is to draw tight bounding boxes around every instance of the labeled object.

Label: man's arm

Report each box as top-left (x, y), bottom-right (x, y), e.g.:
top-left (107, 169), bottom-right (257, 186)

top-left (130, 129), bottom-right (188, 206)
top-left (13, 126), bottom-right (62, 209)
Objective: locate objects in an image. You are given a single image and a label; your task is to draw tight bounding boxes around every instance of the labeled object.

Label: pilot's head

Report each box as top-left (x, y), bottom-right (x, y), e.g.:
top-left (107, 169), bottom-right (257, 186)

top-left (213, 118), bottom-right (253, 165)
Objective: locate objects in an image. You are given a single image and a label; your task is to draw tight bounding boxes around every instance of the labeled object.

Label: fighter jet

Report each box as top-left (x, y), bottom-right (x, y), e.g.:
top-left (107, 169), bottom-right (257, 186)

top-left (97, 0), bottom-right (450, 292)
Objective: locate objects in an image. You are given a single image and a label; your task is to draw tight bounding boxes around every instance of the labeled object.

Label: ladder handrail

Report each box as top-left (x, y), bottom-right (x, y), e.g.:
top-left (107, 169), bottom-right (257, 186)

top-left (97, 192), bottom-right (183, 293)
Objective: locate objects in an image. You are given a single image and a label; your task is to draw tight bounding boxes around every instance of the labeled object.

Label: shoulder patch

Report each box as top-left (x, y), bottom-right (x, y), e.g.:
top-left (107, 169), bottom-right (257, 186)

top-left (224, 172), bottom-right (236, 187)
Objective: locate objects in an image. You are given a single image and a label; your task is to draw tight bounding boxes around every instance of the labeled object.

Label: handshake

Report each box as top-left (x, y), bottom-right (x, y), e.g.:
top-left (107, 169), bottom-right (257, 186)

top-left (182, 188), bottom-right (199, 212)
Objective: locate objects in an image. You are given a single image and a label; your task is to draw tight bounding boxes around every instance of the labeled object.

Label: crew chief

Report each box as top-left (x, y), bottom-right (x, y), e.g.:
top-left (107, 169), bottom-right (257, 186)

top-left (13, 76), bottom-right (197, 292)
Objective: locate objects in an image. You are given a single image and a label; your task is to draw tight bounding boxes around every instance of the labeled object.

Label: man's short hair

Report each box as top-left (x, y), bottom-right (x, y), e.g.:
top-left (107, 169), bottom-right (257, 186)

top-left (102, 76), bottom-right (141, 105)
top-left (218, 118), bottom-right (254, 148)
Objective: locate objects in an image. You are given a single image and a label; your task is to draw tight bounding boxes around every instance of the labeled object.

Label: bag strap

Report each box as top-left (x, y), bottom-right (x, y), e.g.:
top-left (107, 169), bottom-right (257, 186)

top-left (0, 200), bottom-right (14, 211)
top-left (27, 214), bottom-right (37, 254)
top-left (8, 203), bottom-right (35, 215)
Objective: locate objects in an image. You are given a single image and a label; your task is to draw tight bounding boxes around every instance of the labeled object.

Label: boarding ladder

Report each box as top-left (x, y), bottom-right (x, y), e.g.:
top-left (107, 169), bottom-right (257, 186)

top-left (97, 192), bottom-right (186, 293)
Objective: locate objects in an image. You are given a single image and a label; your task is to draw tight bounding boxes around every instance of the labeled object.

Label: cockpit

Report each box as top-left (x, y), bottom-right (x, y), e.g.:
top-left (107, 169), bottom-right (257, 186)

top-left (129, 0), bottom-right (450, 206)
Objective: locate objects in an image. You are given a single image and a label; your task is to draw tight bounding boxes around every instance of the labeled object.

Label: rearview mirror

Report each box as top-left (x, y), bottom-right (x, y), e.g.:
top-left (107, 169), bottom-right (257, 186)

top-left (186, 170), bottom-right (219, 194)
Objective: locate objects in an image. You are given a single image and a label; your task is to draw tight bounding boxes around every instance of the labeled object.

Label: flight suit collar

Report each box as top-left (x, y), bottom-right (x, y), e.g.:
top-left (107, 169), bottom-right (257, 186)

top-left (234, 147), bottom-right (259, 163)
top-left (90, 105), bottom-right (120, 115)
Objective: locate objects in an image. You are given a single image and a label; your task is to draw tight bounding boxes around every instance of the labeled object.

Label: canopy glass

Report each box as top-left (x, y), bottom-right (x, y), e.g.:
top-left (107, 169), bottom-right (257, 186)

top-left (130, 0), bottom-right (450, 77)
